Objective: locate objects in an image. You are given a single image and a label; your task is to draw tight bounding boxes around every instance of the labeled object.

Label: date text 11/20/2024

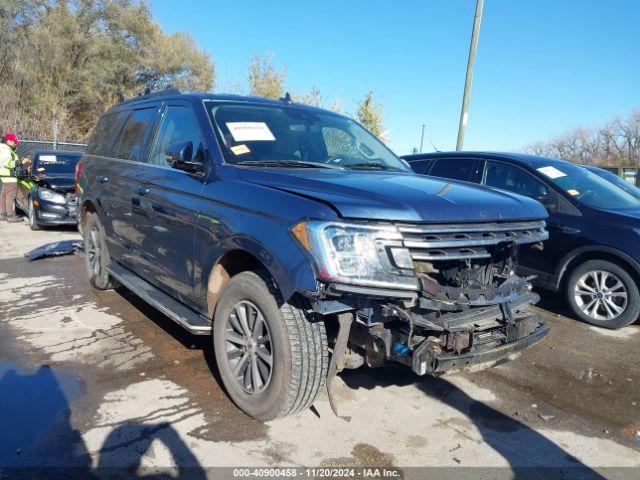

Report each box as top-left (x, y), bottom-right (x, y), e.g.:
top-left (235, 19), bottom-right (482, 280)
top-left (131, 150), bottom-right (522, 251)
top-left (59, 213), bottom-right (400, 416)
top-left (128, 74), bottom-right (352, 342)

top-left (232, 468), bottom-right (401, 478)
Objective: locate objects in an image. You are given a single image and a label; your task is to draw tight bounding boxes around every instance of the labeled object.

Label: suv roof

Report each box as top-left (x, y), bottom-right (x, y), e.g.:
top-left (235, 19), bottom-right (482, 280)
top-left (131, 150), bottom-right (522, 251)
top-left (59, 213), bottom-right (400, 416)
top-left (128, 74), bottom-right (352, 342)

top-left (111, 89), bottom-right (336, 115)
top-left (402, 151), bottom-right (569, 169)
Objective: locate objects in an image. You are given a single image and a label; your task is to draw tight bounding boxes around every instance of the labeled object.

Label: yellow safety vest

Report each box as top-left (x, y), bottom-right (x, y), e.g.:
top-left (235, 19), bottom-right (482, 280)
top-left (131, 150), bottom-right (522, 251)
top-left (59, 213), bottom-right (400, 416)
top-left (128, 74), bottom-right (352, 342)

top-left (0, 143), bottom-right (18, 184)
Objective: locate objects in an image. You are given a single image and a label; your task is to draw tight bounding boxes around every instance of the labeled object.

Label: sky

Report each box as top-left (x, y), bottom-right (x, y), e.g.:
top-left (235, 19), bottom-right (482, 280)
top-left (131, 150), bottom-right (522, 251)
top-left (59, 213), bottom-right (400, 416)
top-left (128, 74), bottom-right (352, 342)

top-left (151, 0), bottom-right (640, 156)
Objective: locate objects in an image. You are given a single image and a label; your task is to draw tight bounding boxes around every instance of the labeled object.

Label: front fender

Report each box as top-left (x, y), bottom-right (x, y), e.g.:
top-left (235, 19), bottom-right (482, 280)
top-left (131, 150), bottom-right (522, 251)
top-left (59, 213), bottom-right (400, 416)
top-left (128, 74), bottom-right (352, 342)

top-left (193, 214), bottom-right (320, 312)
top-left (555, 245), bottom-right (640, 289)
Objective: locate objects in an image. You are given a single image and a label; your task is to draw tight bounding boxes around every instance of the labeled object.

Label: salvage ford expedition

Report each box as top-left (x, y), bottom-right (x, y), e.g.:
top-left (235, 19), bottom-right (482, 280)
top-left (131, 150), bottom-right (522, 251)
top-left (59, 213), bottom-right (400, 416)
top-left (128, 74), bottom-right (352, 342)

top-left (77, 90), bottom-right (550, 420)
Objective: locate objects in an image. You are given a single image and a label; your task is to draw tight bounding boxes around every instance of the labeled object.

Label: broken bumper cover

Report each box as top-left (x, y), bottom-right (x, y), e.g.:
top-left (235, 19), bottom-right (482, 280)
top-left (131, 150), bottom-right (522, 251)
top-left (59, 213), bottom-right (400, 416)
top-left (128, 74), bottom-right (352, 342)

top-left (411, 316), bottom-right (549, 375)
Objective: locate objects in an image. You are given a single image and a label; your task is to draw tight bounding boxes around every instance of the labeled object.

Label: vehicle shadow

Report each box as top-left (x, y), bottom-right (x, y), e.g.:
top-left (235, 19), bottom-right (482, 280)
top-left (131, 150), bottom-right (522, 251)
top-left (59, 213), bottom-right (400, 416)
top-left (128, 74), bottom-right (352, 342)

top-left (0, 363), bottom-right (206, 479)
top-left (341, 364), bottom-right (605, 479)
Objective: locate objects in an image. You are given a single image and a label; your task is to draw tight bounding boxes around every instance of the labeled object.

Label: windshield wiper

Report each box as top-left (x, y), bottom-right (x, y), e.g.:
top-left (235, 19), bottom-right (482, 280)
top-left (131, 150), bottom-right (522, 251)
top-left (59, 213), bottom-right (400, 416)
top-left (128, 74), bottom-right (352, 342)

top-left (236, 160), bottom-right (344, 169)
top-left (345, 162), bottom-right (406, 172)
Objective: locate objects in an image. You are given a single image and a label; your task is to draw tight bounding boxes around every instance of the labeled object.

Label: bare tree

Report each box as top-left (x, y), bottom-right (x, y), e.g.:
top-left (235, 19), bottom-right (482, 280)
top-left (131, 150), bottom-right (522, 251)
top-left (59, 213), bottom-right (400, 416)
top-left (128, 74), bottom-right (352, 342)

top-left (524, 109), bottom-right (640, 166)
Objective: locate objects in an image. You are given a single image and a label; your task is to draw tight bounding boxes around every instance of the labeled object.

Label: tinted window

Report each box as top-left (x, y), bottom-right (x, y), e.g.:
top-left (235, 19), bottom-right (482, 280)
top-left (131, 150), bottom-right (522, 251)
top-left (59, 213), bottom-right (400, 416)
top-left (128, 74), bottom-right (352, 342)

top-left (114, 108), bottom-right (157, 162)
top-left (86, 111), bottom-right (128, 156)
top-left (429, 158), bottom-right (475, 181)
top-left (149, 106), bottom-right (204, 166)
top-left (409, 160), bottom-right (433, 175)
top-left (484, 161), bottom-right (549, 197)
top-left (535, 162), bottom-right (640, 210)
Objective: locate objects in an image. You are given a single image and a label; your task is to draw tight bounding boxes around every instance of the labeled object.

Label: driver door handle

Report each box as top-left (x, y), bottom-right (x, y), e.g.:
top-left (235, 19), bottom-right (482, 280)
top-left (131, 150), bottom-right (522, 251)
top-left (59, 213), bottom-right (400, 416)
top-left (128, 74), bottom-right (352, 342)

top-left (138, 186), bottom-right (150, 196)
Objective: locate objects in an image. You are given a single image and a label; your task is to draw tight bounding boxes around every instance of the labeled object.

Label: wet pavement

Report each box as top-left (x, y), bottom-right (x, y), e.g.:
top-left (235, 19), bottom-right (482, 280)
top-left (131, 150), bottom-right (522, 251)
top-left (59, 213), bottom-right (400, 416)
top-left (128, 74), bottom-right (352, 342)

top-left (0, 220), bottom-right (639, 477)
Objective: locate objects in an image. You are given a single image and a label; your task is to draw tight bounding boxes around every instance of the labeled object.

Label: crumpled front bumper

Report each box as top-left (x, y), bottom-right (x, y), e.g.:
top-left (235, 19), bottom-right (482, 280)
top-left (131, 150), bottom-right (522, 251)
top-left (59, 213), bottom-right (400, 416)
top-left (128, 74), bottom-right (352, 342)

top-left (411, 314), bottom-right (549, 375)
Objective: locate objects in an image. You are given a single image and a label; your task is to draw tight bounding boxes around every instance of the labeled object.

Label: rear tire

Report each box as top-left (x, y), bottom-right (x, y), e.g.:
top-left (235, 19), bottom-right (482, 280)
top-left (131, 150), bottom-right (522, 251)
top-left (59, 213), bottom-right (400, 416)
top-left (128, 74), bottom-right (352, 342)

top-left (28, 198), bottom-right (41, 231)
top-left (84, 212), bottom-right (117, 290)
top-left (566, 259), bottom-right (639, 329)
top-left (213, 271), bottom-right (328, 421)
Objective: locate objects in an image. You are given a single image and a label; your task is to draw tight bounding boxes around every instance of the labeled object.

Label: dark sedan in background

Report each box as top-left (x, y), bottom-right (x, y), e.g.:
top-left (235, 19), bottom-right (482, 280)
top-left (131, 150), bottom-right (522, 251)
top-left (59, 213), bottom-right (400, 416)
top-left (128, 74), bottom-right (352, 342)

top-left (404, 151), bottom-right (640, 329)
top-left (16, 151), bottom-right (81, 230)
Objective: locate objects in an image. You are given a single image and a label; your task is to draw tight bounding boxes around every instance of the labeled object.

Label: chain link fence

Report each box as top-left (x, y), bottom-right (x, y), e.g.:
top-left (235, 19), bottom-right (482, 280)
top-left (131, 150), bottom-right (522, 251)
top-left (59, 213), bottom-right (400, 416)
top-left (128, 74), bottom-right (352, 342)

top-left (16, 140), bottom-right (87, 160)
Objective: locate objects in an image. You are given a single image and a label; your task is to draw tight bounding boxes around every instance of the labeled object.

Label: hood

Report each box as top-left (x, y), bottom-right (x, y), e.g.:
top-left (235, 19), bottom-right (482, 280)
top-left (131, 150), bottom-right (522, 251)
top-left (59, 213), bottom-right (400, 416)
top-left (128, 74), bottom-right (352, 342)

top-left (239, 168), bottom-right (548, 223)
top-left (36, 175), bottom-right (75, 193)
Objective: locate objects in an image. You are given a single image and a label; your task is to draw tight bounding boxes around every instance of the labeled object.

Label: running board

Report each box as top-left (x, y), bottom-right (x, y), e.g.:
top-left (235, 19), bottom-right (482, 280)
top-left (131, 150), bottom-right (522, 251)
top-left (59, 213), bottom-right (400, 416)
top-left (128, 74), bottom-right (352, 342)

top-left (108, 263), bottom-right (212, 335)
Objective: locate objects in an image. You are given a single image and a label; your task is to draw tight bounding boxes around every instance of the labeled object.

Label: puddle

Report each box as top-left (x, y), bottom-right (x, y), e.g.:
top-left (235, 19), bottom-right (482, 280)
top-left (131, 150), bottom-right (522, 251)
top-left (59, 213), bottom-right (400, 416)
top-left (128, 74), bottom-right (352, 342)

top-left (0, 362), bottom-right (84, 463)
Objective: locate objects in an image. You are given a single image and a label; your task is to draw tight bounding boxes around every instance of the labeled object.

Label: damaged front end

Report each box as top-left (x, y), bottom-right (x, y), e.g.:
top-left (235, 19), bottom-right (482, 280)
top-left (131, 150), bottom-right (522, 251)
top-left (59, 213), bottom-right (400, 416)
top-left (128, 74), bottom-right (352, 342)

top-left (299, 219), bottom-right (550, 377)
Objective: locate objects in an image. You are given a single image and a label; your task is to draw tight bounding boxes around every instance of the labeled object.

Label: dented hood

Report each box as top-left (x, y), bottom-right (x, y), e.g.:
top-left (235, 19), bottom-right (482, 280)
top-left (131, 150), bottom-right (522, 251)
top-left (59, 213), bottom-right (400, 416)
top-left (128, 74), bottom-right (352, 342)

top-left (239, 168), bottom-right (548, 223)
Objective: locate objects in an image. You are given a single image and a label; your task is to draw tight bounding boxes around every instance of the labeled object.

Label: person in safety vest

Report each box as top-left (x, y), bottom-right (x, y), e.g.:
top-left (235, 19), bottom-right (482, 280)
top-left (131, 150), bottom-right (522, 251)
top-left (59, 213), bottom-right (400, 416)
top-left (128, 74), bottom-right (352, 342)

top-left (0, 133), bottom-right (30, 222)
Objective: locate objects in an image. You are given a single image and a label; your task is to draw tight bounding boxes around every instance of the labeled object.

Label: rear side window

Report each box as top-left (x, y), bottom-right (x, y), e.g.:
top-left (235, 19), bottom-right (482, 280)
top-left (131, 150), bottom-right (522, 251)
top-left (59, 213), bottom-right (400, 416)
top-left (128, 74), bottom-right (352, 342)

top-left (149, 106), bottom-right (204, 166)
top-left (114, 108), bottom-right (157, 162)
top-left (409, 160), bottom-right (433, 175)
top-left (429, 158), bottom-right (475, 181)
top-left (86, 111), bottom-right (128, 156)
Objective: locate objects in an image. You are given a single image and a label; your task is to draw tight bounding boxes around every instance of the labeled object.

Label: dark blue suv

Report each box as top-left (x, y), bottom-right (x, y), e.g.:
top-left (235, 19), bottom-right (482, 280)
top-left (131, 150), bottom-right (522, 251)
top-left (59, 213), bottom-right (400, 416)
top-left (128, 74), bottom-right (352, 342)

top-left (405, 151), bottom-right (640, 330)
top-left (78, 91), bottom-right (549, 420)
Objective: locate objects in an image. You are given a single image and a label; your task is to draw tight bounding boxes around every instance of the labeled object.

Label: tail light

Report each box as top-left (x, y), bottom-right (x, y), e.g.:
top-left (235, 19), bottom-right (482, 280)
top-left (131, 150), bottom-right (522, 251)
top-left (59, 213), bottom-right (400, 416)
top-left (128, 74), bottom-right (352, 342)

top-left (75, 160), bottom-right (83, 194)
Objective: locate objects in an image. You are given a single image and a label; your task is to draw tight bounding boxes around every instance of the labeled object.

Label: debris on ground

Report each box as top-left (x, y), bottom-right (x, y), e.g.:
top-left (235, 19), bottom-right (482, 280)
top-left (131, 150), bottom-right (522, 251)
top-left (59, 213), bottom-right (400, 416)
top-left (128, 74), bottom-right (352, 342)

top-left (24, 239), bottom-right (83, 262)
top-left (539, 414), bottom-right (556, 421)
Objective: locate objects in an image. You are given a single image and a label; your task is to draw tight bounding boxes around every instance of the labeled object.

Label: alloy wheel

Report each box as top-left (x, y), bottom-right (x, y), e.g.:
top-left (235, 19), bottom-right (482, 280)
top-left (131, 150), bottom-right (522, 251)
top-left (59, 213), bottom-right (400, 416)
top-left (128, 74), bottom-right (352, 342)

top-left (224, 300), bottom-right (273, 395)
top-left (574, 270), bottom-right (628, 321)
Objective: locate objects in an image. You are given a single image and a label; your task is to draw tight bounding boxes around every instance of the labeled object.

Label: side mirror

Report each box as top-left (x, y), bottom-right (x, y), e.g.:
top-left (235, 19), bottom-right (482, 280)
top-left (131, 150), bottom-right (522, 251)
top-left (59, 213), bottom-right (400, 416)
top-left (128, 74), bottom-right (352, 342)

top-left (164, 141), bottom-right (203, 174)
top-left (532, 194), bottom-right (557, 213)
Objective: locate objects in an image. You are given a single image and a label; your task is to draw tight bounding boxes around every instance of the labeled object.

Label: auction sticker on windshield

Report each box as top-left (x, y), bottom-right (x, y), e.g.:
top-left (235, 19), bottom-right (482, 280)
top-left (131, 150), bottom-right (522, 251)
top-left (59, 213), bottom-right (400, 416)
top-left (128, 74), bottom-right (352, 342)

top-left (227, 122), bottom-right (276, 142)
top-left (537, 166), bottom-right (567, 179)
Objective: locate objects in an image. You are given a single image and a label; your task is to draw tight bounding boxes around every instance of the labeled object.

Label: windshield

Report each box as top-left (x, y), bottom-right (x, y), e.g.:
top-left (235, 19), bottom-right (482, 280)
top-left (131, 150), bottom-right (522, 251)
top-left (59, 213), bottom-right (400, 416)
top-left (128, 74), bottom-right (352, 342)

top-left (33, 154), bottom-right (80, 175)
top-left (206, 102), bottom-right (409, 171)
top-left (585, 167), bottom-right (640, 200)
top-left (536, 162), bottom-right (640, 210)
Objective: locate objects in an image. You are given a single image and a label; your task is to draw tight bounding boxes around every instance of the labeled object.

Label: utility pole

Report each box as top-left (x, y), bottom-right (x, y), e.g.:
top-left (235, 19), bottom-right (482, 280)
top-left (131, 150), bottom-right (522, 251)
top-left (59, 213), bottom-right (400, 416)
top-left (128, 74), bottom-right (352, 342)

top-left (456, 0), bottom-right (484, 151)
top-left (419, 124), bottom-right (425, 153)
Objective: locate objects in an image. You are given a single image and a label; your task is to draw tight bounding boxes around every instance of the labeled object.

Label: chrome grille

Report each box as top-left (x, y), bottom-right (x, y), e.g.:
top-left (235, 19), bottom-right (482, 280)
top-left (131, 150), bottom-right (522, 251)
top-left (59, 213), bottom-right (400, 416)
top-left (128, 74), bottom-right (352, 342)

top-left (398, 220), bottom-right (548, 262)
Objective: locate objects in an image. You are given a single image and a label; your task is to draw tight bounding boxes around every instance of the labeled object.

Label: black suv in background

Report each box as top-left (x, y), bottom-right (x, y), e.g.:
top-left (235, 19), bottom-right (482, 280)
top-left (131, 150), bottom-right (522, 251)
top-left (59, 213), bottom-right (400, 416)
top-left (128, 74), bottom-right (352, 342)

top-left (77, 91), bottom-right (550, 420)
top-left (404, 151), bottom-right (640, 329)
top-left (16, 151), bottom-right (81, 230)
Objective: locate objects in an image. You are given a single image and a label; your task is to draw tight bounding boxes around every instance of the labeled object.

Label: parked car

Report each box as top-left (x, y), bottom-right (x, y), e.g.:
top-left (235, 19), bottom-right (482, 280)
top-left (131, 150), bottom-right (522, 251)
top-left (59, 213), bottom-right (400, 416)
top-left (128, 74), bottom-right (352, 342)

top-left (582, 165), bottom-right (640, 200)
top-left (404, 151), bottom-right (640, 329)
top-left (16, 151), bottom-right (81, 230)
top-left (77, 91), bottom-right (549, 420)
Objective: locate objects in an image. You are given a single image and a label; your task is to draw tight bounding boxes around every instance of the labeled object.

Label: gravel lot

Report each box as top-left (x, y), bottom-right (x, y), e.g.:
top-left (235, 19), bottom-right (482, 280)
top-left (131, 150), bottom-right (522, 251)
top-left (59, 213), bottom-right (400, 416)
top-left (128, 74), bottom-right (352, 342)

top-left (1, 220), bottom-right (639, 478)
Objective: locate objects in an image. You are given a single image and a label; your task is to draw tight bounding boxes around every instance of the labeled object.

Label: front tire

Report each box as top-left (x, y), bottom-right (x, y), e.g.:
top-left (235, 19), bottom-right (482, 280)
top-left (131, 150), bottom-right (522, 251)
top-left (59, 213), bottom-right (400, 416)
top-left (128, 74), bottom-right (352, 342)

top-left (213, 271), bottom-right (328, 421)
top-left (28, 198), bottom-right (41, 231)
top-left (84, 213), bottom-right (117, 290)
top-left (566, 259), bottom-right (639, 329)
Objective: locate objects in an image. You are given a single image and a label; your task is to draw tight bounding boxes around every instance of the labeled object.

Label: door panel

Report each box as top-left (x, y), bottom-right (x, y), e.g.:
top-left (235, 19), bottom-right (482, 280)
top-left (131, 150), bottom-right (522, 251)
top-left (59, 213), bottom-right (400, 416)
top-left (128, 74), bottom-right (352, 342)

top-left (134, 103), bottom-right (208, 307)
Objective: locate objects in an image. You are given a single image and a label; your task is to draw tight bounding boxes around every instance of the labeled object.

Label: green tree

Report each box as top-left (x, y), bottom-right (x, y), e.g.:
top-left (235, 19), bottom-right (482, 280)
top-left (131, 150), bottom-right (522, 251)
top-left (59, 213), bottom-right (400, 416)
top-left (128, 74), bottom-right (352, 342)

top-left (355, 91), bottom-right (385, 140)
top-left (0, 0), bottom-right (215, 141)
top-left (248, 53), bottom-right (285, 99)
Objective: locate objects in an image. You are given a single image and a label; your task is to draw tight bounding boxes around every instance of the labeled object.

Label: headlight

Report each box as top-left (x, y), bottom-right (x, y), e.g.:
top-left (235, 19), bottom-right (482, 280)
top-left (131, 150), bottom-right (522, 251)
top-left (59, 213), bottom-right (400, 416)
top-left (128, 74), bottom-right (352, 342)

top-left (291, 220), bottom-right (418, 290)
top-left (38, 188), bottom-right (66, 204)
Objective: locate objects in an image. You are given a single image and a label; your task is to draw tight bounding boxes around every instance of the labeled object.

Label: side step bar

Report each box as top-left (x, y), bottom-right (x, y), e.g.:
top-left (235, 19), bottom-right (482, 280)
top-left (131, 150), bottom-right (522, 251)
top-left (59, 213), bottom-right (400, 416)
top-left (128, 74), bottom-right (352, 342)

top-left (108, 263), bottom-right (212, 335)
